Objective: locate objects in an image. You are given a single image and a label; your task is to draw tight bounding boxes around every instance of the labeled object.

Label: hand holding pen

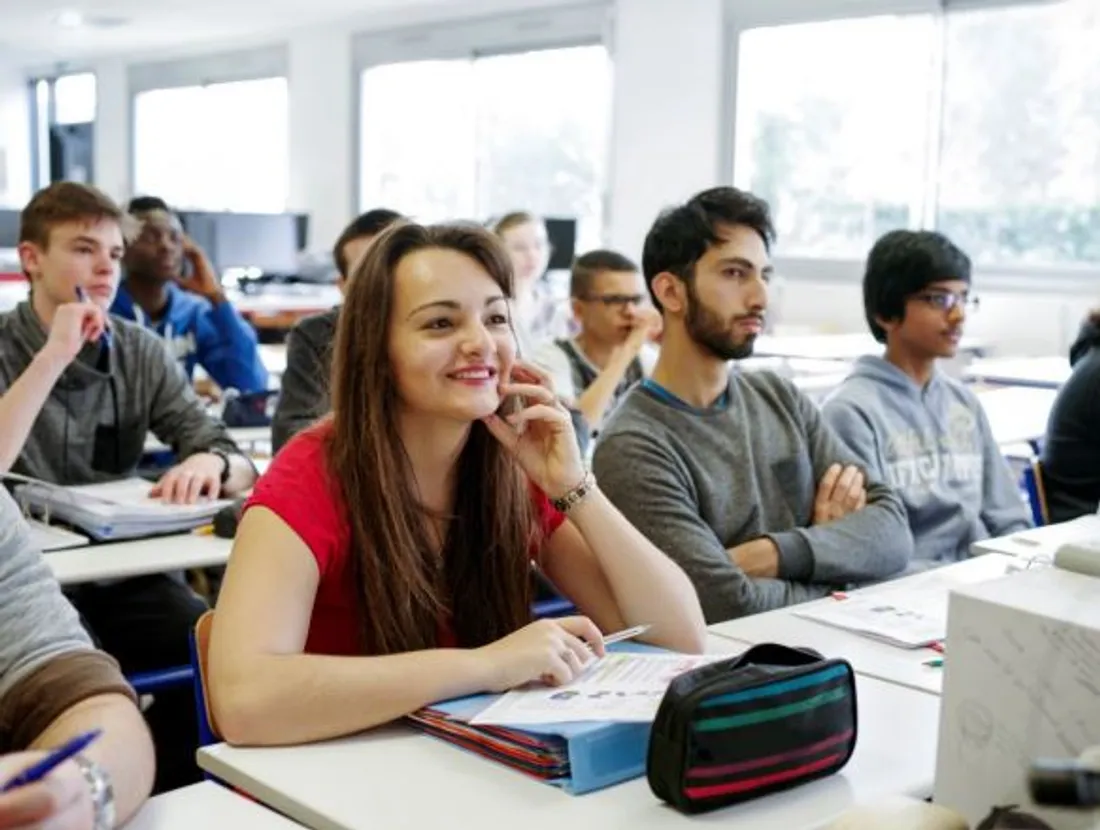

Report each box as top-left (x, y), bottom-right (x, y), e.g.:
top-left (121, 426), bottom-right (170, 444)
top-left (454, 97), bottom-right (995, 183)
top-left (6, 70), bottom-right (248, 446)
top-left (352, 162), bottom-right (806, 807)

top-left (0, 730), bottom-right (100, 829)
top-left (40, 288), bottom-right (109, 366)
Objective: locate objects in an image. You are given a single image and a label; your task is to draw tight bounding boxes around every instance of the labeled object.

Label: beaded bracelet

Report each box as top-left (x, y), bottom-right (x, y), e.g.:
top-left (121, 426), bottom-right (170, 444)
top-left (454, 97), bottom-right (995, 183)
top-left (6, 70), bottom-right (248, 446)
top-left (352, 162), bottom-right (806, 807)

top-left (551, 471), bottom-right (597, 514)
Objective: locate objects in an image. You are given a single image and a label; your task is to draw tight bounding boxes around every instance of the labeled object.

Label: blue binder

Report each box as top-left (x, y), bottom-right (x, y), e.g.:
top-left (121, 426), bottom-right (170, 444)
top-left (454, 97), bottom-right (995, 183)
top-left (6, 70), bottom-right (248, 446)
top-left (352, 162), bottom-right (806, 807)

top-left (408, 643), bottom-right (658, 795)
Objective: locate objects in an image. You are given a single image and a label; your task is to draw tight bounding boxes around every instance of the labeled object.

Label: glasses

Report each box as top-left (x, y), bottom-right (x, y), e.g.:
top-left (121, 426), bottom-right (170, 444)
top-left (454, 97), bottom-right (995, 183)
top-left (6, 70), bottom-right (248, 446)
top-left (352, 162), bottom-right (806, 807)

top-left (581, 293), bottom-right (646, 309)
top-left (914, 292), bottom-right (980, 313)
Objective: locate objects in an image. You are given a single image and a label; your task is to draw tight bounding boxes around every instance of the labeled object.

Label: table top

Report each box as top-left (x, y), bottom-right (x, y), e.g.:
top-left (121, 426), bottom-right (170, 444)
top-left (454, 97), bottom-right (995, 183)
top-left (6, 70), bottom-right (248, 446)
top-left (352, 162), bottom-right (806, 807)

top-left (197, 664), bottom-right (938, 830)
top-left (144, 426), bottom-right (270, 454)
top-left (969, 514), bottom-right (1100, 559)
top-left (964, 356), bottom-right (1070, 389)
top-left (127, 781), bottom-right (299, 830)
top-left (753, 333), bottom-right (984, 362)
top-left (709, 555), bottom-right (1015, 696)
top-left (45, 531), bottom-right (232, 585)
top-left (976, 385), bottom-right (1059, 446)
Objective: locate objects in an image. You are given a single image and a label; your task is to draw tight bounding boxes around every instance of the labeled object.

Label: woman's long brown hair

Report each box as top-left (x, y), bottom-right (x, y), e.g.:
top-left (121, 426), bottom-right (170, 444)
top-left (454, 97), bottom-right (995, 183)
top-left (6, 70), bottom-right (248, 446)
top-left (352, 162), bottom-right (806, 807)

top-left (328, 221), bottom-right (536, 655)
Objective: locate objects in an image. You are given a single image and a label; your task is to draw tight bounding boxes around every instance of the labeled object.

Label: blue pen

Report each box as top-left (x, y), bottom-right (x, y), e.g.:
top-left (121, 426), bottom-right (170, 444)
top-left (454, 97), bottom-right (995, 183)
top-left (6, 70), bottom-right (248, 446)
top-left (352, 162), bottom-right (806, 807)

top-left (74, 286), bottom-right (111, 350)
top-left (0, 730), bottom-right (101, 792)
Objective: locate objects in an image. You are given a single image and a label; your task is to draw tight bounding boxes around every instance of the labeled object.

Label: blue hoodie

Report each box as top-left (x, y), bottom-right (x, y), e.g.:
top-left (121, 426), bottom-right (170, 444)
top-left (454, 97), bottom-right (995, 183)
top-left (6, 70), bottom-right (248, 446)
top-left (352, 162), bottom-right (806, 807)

top-left (111, 281), bottom-right (268, 393)
top-left (822, 356), bottom-right (1031, 565)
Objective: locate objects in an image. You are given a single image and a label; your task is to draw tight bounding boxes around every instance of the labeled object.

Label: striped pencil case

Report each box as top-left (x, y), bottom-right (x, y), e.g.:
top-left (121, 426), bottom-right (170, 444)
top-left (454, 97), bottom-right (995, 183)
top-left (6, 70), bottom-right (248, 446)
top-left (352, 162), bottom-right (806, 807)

top-left (646, 643), bottom-right (857, 814)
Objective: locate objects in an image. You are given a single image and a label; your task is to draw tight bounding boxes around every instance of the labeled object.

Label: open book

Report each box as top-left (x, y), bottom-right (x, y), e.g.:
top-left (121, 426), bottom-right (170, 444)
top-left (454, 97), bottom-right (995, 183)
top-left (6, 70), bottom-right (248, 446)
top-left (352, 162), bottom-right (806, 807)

top-left (15, 477), bottom-right (231, 542)
top-left (792, 589), bottom-right (949, 649)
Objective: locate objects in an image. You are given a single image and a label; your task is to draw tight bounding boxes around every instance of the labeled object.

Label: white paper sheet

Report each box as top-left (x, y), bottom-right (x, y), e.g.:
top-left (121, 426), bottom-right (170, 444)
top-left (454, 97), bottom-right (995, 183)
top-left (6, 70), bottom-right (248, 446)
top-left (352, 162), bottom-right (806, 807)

top-left (470, 652), bottom-right (725, 726)
top-left (793, 589), bottom-right (950, 648)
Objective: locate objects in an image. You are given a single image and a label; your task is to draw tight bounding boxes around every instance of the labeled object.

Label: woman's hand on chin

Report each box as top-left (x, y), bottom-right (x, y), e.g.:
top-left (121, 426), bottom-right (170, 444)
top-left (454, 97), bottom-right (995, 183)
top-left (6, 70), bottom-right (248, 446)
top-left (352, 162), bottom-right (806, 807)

top-left (482, 361), bottom-right (586, 499)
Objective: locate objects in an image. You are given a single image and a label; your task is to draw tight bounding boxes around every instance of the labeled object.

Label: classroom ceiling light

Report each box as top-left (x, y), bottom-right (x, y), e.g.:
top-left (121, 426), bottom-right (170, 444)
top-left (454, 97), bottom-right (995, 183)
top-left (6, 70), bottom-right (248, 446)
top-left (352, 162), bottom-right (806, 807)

top-left (54, 9), bottom-right (85, 28)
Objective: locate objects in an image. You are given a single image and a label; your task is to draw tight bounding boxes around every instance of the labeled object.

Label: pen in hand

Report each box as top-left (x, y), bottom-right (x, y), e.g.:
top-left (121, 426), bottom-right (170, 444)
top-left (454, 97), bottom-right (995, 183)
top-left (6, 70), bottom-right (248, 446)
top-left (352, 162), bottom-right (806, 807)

top-left (0, 730), bottom-right (101, 793)
top-left (73, 286), bottom-right (111, 350)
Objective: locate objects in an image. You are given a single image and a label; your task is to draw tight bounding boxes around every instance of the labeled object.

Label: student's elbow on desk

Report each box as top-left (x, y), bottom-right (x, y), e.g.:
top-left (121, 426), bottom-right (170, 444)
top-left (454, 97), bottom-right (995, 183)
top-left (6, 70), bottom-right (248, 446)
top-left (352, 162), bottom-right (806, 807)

top-left (208, 668), bottom-right (282, 747)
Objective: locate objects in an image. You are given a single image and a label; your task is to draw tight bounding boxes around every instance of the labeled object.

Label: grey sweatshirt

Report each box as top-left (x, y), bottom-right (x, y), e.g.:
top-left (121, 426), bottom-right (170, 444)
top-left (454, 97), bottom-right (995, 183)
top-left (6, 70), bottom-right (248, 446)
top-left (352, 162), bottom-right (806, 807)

top-left (0, 301), bottom-right (240, 484)
top-left (0, 488), bottom-right (133, 750)
top-left (593, 370), bottom-right (913, 623)
top-left (823, 356), bottom-right (1031, 564)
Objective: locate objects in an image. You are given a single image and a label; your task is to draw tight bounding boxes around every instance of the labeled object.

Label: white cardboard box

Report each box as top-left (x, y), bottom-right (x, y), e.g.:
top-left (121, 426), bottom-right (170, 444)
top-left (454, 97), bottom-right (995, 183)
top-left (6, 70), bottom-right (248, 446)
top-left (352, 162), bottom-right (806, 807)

top-left (934, 566), bottom-right (1100, 829)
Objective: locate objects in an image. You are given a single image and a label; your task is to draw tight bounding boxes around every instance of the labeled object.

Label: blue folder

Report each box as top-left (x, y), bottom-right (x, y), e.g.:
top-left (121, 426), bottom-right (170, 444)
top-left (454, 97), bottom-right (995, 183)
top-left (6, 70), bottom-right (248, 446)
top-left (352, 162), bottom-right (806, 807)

top-left (408, 643), bottom-right (659, 795)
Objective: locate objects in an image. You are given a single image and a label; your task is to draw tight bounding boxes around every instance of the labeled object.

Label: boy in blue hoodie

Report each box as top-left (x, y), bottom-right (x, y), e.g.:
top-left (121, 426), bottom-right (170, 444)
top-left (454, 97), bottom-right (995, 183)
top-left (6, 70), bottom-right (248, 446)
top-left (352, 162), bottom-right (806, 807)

top-left (111, 203), bottom-right (268, 394)
top-left (823, 230), bottom-right (1031, 566)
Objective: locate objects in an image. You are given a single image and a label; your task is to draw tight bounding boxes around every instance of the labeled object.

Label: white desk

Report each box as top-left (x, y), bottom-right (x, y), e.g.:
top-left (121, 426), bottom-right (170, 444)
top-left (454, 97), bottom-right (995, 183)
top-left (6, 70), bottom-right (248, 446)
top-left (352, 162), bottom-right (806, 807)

top-left (144, 426), bottom-right (270, 454)
top-left (964, 355), bottom-right (1070, 390)
top-left (231, 286), bottom-right (340, 317)
top-left (753, 333), bottom-right (984, 363)
top-left (45, 532), bottom-right (232, 586)
top-left (197, 672), bottom-right (938, 830)
top-left (258, 343), bottom-right (287, 376)
top-left (127, 781), bottom-right (299, 830)
top-left (27, 518), bottom-right (90, 552)
top-left (708, 555), bottom-right (1015, 696)
top-left (976, 386), bottom-right (1058, 446)
top-left (970, 513), bottom-right (1100, 559)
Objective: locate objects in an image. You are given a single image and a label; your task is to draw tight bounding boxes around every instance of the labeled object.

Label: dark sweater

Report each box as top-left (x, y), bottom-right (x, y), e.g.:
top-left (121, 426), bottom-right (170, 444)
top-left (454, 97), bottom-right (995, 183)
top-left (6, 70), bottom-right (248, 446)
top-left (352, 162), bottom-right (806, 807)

top-left (593, 369), bottom-right (913, 623)
top-left (271, 307), bottom-right (338, 453)
top-left (1041, 316), bottom-right (1100, 522)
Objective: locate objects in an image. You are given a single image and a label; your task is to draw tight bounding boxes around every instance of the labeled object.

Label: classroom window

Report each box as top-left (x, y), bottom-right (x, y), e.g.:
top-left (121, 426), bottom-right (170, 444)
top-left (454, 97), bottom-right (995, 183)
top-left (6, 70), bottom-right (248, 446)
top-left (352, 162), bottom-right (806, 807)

top-left (53, 73), bottom-right (97, 125)
top-left (734, 0), bottom-right (1100, 268)
top-left (937, 0), bottom-right (1100, 265)
top-left (360, 44), bottom-right (611, 251)
top-left (733, 15), bottom-right (936, 259)
top-left (133, 77), bottom-right (288, 212)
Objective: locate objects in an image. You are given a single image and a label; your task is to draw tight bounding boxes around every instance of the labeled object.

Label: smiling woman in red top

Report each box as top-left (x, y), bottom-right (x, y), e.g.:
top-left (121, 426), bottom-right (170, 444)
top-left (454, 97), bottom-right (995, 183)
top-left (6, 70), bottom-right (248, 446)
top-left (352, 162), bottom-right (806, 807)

top-left (206, 221), bottom-right (705, 746)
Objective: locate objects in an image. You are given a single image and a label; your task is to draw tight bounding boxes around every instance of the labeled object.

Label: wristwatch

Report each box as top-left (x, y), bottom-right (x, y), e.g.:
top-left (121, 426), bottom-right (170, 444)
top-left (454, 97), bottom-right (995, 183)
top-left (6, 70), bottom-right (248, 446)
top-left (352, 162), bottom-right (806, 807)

top-left (210, 448), bottom-right (231, 485)
top-left (73, 754), bottom-right (116, 830)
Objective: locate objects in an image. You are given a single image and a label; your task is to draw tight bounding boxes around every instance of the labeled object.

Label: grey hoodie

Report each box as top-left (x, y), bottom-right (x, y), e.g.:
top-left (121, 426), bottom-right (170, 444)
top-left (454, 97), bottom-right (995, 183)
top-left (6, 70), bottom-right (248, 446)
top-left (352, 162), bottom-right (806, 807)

top-left (823, 356), bottom-right (1031, 565)
top-left (0, 301), bottom-right (241, 484)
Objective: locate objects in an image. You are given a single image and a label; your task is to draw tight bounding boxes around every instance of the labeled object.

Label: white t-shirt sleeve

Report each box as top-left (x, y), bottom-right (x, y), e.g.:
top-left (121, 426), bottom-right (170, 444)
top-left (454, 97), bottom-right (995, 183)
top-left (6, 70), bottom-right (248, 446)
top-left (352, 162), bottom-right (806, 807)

top-left (532, 341), bottom-right (578, 403)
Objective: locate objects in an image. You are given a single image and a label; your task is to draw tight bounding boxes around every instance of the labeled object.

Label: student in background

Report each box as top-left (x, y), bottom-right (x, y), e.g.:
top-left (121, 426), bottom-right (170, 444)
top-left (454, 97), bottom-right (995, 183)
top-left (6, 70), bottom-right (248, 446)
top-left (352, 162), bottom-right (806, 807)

top-left (823, 230), bottom-right (1031, 563)
top-left (207, 221), bottom-right (706, 746)
top-left (493, 211), bottom-right (571, 357)
top-left (272, 208), bottom-right (402, 452)
top-left (0, 182), bottom-right (258, 791)
top-left (0, 489), bottom-right (154, 829)
top-left (111, 199), bottom-right (268, 394)
top-left (1041, 309), bottom-right (1100, 523)
top-left (593, 187), bottom-right (912, 624)
top-left (533, 250), bottom-right (661, 432)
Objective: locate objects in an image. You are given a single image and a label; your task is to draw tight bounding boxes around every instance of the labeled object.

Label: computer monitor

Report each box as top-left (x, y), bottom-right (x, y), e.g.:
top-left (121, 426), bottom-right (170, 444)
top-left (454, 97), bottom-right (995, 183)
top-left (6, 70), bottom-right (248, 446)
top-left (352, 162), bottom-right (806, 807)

top-left (544, 217), bottom-right (577, 271)
top-left (0, 210), bottom-right (21, 248)
top-left (213, 213), bottom-right (298, 274)
top-left (176, 211), bottom-right (298, 274)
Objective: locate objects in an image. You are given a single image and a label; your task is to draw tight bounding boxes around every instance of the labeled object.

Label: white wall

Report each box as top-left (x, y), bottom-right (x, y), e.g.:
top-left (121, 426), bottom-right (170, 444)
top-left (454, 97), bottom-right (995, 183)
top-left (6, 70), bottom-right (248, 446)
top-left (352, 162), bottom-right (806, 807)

top-left (0, 63), bottom-right (32, 208)
top-left (287, 28), bottom-right (355, 251)
top-left (606, 0), bottom-right (727, 256)
top-left (93, 58), bottom-right (129, 201)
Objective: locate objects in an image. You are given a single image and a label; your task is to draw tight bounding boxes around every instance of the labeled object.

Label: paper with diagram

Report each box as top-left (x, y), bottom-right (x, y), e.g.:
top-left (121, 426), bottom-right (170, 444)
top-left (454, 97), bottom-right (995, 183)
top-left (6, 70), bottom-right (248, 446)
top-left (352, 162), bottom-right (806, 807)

top-left (470, 652), bottom-right (724, 726)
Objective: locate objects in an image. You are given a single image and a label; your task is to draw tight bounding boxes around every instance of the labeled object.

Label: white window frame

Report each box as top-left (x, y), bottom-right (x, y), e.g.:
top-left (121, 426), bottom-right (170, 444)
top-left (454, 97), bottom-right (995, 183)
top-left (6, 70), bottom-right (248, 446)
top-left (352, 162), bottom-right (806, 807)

top-left (723, 0), bottom-right (1100, 290)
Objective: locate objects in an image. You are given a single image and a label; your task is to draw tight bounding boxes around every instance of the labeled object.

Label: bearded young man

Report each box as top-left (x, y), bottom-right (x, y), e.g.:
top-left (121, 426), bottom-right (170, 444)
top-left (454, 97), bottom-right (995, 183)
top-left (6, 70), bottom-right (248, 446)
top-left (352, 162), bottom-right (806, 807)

top-left (592, 187), bottom-right (913, 623)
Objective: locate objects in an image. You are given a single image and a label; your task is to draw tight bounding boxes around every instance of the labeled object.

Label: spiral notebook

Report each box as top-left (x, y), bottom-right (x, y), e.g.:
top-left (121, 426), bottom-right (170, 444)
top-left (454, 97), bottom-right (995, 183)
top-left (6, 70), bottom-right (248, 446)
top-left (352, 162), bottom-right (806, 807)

top-left (14, 477), bottom-right (231, 542)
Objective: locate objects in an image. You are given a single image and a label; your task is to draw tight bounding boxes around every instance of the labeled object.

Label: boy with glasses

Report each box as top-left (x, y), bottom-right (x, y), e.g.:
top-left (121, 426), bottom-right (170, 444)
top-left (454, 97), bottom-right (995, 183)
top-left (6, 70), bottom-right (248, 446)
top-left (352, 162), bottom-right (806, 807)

top-left (534, 250), bottom-right (661, 431)
top-left (823, 230), bottom-right (1030, 566)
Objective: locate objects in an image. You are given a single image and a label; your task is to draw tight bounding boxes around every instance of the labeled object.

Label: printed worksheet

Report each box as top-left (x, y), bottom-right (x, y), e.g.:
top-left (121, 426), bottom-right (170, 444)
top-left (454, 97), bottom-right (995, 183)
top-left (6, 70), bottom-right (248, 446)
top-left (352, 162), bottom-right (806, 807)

top-left (470, 653), bottom-right (725, 726)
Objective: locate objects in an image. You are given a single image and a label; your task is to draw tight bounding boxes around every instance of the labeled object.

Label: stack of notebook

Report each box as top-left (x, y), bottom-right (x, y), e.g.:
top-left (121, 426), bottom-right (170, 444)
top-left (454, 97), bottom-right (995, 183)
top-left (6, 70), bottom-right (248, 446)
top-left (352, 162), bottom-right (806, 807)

top-left (15, 477), bottom-right (231, 542)
top-left (406, 643), bottom-right (698, 794)
top-left (408, 692), bottom-right (651, 794)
